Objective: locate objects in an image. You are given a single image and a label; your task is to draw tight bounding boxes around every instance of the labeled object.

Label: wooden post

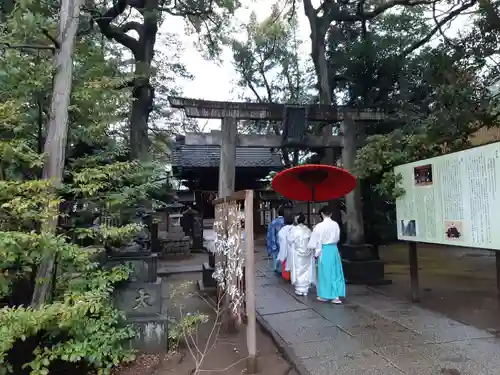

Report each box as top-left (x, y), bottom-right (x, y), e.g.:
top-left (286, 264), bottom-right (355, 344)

top-left (408, 242), bottom-right (420, 303)
top-left (31, 0), bottom-right (84, 307)
top-left (495, 251), bottom-right (500, 299)
top-left (218, 117), bottom-right (237, 197)
top-left (218, 117), bottom-right (237, 332)
top-left (244, 190), bottom-right (257, 374)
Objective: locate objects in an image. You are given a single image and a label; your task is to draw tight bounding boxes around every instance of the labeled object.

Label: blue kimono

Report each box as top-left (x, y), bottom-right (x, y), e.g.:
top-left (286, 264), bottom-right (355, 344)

top-left (266, 216), bottom-right (284, 274)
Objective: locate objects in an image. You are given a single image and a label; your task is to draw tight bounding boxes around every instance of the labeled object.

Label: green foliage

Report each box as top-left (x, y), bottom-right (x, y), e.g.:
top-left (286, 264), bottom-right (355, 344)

top-left (230, 4), bottom-right (314, 165)
top-left (178, 0), bottom-right (241, 59)
top-left (76, 223), bottom-right (144, 248)
top-left (354, 131), bottom-right (445, 199)
top-left (0, 266), bottom-right (135, 375)
top-left (320, 4), bottom-right (500, 244)
top-left (167, 312), bottom-right (210, 352)
top-left (0, 1), bottom-right (180, 373)
top-left (231, 4), bottom-right (315, 108)
top-left (165, 281), bottom-right (209, 352)
top-left (0, 180), bottom-right (59, 230)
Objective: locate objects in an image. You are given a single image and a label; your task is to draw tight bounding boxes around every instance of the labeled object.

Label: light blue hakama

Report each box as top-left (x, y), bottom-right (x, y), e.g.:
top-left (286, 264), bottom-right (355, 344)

top-left (317, 243), bottom-right (345, 300)
top-left (273, 253), bottom-right (282, 274)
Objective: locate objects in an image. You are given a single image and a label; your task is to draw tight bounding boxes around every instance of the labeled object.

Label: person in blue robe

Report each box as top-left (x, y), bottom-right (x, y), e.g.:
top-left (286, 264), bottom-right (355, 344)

top-left (307, 205), bottom-right (345, 304)
top-left (266, 205), bottom-right (285, 275)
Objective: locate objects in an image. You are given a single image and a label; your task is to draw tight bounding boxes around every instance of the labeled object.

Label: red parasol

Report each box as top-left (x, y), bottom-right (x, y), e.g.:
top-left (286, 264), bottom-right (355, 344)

top-left (272, 164), bottom-right (356, 202)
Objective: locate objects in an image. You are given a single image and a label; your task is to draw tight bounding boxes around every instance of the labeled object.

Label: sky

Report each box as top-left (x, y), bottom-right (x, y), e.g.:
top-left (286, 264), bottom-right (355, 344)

top-left (159, 1), bottom-right (472, 131)
top-left (160, 0), bottom-right (313, 131)
top-left (164, 0), bottom-right (311, 102)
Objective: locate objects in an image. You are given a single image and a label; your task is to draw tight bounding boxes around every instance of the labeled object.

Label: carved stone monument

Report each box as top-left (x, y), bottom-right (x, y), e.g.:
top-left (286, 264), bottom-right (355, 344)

top-left (107, 208), bottom-right (167, 353)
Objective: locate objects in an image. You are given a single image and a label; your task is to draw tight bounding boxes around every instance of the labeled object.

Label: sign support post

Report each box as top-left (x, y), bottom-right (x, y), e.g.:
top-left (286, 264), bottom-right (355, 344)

top-left (408, 242), bottom-right (420, 303)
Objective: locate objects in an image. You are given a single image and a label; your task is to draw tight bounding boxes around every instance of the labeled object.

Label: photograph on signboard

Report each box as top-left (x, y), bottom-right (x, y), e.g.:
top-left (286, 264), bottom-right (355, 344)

top-left (444, 221), bottom-right (463, 241)
top-left (414, 164), bottom-right (433, 186)
top-left (395, 141), bottom-right (500, 249)
top-left (401, 219), bottom-right (417, 236)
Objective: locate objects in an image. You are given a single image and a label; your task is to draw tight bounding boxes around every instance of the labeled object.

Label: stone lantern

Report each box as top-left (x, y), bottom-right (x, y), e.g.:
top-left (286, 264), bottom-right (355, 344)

top-left (281, 105), bottom-right (308, 148)
top-left (180, 206), bottom-right (203, 251)
top-left (165, 201), bottom-right (185, 228)
top-left (158, 199), bottom-right (191, 257)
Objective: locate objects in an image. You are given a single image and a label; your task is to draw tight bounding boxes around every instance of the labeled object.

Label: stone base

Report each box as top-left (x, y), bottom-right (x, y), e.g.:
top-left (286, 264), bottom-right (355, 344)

top-left (208, 252), bottom-right (215, 268)
top-left (128, 315), bottom-right (168, 354)
top-left (340, 244), bottom-right (391, 285)
top-left (202, 262), bottom-right (217, 288)
top-left (190, 247), bottom-right (205, 253)
top-left (342, 259), bottom-right (392, 285)
top-left (114, 277), bottom-right (163, 317)
top-left (341, 243), bottom-right (378, 261)
top-left (197, 279), bottom-right (217, 295)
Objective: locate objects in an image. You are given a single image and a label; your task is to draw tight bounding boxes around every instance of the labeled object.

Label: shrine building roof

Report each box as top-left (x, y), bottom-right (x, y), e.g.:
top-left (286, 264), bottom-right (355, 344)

top-left (171, 144), bottom-right (283, 169)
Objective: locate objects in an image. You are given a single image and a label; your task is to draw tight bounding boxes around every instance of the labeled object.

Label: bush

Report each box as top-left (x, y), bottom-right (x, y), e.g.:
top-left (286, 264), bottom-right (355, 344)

top-left (0, 256), bottom-right (136, 375)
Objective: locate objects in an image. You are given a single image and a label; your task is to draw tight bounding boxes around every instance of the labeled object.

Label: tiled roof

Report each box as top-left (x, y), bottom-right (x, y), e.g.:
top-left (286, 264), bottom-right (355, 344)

top-left (171, 144), bottom-right (282, 168)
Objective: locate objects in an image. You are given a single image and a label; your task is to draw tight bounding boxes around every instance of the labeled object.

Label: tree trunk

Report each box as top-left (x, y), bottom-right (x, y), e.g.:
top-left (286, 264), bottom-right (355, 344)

top-left (129, 0), bottom-right (158, 162)
top-left (303, 0), bottom-right (342, 224)
top-left (31, 0), bottom-right (83, 308)
top-left (130, 72), bottom-right (153, 161)
top-left (341, 115), bottom-right (365, 245)
top-left (303, 0), bottom-right (366, 238)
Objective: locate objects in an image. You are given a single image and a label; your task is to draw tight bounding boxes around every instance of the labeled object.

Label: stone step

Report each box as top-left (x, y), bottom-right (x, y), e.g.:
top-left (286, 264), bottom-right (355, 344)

top-left (157, 264), bottom-right (201, 276)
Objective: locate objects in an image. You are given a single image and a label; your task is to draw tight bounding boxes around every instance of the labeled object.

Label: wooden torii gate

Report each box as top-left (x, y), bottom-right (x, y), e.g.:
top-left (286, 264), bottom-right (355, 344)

top-left (168, 96), bottom-right (388, 284)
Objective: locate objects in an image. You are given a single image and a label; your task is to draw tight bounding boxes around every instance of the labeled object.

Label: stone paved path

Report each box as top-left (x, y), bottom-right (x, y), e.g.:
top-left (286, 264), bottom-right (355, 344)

top-left (255, 258), bottom-right (500, 375)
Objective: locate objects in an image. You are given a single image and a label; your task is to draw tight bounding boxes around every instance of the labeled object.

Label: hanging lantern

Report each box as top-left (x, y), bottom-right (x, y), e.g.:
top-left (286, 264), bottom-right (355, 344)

top-left (281, 105), bottom-right (308, 148)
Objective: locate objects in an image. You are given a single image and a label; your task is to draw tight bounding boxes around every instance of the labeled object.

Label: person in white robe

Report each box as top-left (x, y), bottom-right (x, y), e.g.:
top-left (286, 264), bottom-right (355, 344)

top-left (289, 213), bottom-right (313, 296)
top-left (307, 205), bottom-right (345, 304)
top-left (276, 214), bottom-right (294, 277)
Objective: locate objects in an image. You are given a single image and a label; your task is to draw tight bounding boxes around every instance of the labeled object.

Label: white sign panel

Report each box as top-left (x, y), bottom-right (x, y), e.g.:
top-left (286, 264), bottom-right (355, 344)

top-left (395, 142), bottom-right (500, 250)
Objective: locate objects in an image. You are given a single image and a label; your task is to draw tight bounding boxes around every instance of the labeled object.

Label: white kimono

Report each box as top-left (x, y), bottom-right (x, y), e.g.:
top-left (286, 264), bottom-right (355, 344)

top-left (307, 217), bottom-right (340, 257)
top-left (289, 224), bottom-right (314, 294)
top-left (277, 225), bottom-right (293, 270)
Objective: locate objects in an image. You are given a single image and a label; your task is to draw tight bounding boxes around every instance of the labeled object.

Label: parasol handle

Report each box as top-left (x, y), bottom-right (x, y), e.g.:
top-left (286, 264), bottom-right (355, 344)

top-left (307, 201), bottom-right (311, 227)
top-left (307, 186), bottom-right (316, 227)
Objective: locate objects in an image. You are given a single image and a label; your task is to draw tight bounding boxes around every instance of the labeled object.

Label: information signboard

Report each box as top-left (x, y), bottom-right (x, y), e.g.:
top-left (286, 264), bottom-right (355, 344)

top-left (395, 142), bottom-right (500, 250)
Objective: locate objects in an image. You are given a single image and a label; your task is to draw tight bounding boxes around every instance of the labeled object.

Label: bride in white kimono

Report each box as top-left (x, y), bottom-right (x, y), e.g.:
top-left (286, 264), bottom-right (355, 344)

top-left (289, 213), bottom-right (314, 296)
top-left (276, 214), bottom-right (295, 280)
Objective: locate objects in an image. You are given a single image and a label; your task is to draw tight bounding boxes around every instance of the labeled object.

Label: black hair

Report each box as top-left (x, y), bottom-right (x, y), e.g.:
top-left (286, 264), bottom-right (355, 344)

top-left (319, 205), bottom-right (332, 217)
top-left (277, 205), bottom-right (285, 217)
top-left (284, 213), bottom-right (294, 225)
top-left (296, 213), bottom-right (306, 225)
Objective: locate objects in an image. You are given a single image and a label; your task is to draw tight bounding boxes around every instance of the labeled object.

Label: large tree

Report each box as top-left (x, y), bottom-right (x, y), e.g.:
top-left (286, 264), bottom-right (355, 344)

top-left (230, 4), bottom-right (316, 166)
top-left (89, 0), bottom-right (239, 162)
top-left (0, 1), bottom-right (173, 372)
top-left (298, 0), bottom-right (492, 246)
top-left (314, 4), bottom-right (500, 242)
